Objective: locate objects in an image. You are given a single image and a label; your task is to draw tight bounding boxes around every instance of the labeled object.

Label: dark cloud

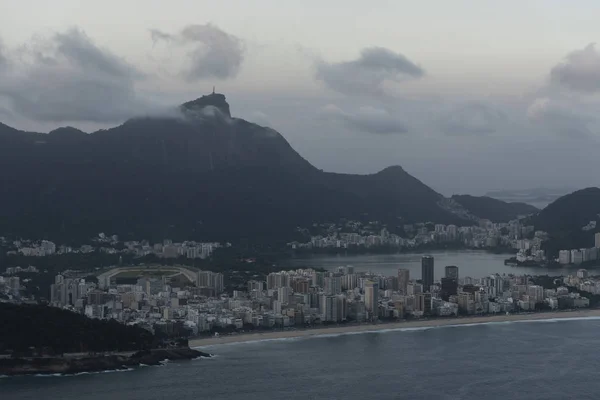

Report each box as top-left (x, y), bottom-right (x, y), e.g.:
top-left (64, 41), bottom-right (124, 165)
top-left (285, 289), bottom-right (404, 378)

top-left (320, 104), bottom-right (408, 134)
top-left (0, 106), bottom-right (13, 120)
top-left (0, 41), bottom-right (6, 67)
top-left (440, 102), bottom-right (508, 135)
top-left (0, 28), bottom-right (149, 123)
top-left (527, 97), bottom-right (594, 137)
top-left (316, 47), bottom-right (424, 96)
top-left (550, 43), bottom-right (600, 93)
top-left (150, 24), bottom-right (244, 81)
top-left (149, 29), bottom-right (172, 45)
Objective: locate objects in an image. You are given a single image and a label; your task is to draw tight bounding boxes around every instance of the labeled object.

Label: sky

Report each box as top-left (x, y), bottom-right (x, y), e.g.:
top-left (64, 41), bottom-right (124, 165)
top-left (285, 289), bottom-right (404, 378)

top-left (0, 0), bottom-right (599, 195)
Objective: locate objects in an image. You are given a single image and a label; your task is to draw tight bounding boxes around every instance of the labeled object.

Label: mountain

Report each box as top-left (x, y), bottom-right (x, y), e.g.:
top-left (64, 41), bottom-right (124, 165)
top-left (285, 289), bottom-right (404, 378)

top-left (529, 187), bottom-right (600, 255)
top-left (451, 195), bottom-right (538, 222)
top-left (0, 93), bottom-right (516, 244)
top-left (485, 187), bottom-right (574, 209)
top-left (531, 188), bottom-right (600, 232)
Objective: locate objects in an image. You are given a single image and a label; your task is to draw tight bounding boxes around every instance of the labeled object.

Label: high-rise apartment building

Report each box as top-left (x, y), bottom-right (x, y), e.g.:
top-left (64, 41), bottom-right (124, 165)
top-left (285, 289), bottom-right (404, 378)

top-left (421, 255), bottom-right (434, 292)
top-left (397, 268), bottom-right (410, 295)
top-left (324, 276), bottom-right (342, 295)
top-left (440, 277), bottom-right (458, 300)
top-left (364, 280), bottom-right (379, 318)
top-left (415, 293), bottom-right (432, 314)
top-left (444, 265), bottom-right (459, 279)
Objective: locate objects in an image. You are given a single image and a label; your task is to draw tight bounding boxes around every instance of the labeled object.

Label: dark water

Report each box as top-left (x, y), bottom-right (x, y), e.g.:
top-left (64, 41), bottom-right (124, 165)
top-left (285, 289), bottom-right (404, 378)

top-left (4, 318), bottom-right (600, 400)
top-left (286, 250), bottom-right (579, 278)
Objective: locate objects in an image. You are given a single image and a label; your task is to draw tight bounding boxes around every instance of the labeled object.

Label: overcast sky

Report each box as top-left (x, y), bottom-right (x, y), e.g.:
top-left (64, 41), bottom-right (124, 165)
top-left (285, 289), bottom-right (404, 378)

top-left (1, 0), bottom-right (599, 195)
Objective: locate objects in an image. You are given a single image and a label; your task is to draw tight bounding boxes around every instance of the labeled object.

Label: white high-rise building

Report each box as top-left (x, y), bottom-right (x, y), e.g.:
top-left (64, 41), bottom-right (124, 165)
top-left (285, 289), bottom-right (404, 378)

top-left (596, 232), bottom-right (600, 248)
top-left (558, 250), bottom-right (571, 265)
top-left (341, 274), bottom-right (358, 290)
top-left (364, 280), bottom-right (379, 318)
top-left (571, 250), bottom-right (583, 265)
top-left (277, 286), bottom-right (292, 304)
top-left (324, 276), bottom-right (342, 295)
top-left (397, 269), bottom-right (410, 295)
top-left (527, 285), bottom-right (544, 303)
top-left (577, 269), bottom-right (589, 279)
top-left (320, 295), bottom-right (339, 322)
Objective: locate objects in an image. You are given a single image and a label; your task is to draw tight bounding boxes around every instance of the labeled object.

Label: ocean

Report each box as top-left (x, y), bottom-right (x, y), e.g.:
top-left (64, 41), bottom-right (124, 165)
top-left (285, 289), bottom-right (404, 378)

top-left (3, 318), bottom-right (600, 399)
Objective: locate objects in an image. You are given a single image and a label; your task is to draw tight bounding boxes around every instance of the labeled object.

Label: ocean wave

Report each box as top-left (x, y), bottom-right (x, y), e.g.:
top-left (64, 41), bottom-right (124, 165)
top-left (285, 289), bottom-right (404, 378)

top-left (192, 354), bottom-right (215, 360)
top-left (192, 315), bottom-right (600, 348)
top-left (193, 336), bottom-right (306, 349)
top-left (33, 368), bottom-right (135, 378)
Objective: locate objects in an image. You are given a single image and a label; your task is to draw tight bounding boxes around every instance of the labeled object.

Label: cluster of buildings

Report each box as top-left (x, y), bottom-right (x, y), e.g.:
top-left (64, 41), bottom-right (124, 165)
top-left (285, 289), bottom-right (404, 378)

top-left (4, 265), bottom-right (38, 275)
top-left (0, 266), bottom-right (40, 300)
top-left (0, 276), bottom-right (22, 298)
top-left (123, 240), bottom-right (223, 259)
top-left (4, 235), bottom-right (226, 260)
top-left (15, 240), bottom-right (57, 257)
top-left (557, 233), bottom-right (600, 265)
top-left (23, 255), bottom-right (590, 335)
top-left (47, 269), bottom-right (225, 327)
top-left (289, 220), bottom-right (543, 254)
top-left (565, 268), bottom-right (600, 296)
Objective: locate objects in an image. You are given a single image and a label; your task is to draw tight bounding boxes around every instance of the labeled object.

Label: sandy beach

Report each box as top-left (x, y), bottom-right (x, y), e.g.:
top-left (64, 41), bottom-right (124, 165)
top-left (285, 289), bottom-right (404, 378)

top-left (190, 309), bottom-right (600, 347)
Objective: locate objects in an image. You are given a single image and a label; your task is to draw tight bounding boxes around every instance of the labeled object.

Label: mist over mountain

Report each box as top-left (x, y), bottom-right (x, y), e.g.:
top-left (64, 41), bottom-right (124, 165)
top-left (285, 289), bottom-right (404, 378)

top-left (485, 188), bottom-right (575, 209)
top-left (451, 195), bottom-right (538, 222)
top-left (0, 93), bottom-right (531, 244)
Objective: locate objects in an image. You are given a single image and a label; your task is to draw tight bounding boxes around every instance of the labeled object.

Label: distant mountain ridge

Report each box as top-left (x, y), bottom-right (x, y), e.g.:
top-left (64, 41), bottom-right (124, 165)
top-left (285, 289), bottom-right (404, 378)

top-left (485, 188), bottom-right (573, 209)
top-left (0, 93), bottom-right (530, 244)
top-left (451, 195), bottom-right (538, 222)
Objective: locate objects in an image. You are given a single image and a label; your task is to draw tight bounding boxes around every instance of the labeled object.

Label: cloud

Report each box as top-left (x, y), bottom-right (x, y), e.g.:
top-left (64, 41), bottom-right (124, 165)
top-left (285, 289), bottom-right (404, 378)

top-left (149, 29), bottom-right (172, 45)
top-left (527, 97), bottom-right (594, 137)
top-left (440, 102), bottom-right (508, 135)
top-left (249, 111), bottom-right (270, 126)
top-left (0, 28), bottom-right (150, 123)
top-left (550, 43), bottom-right (600, 93)
top-left (150, 24), bottom-right (244, 81)
top-left (315, 47), bottom-right (424, 96)
top-left (0, 106), bottom-right (13, 120)
top-left (0, 41), bottom-right (6, 68)
top-left (320, 104), bottom-right (408, 134)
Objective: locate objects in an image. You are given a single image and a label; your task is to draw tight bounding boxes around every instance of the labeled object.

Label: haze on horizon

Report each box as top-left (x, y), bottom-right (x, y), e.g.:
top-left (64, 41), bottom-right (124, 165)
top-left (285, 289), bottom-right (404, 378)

top-left (0, 0), bottom-right (599, 196)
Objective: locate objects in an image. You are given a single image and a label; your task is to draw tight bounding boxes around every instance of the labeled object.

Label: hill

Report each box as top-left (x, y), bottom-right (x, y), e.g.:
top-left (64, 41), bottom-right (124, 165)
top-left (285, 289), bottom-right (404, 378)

top-left (0, 302), bottom-right (155, 355)
top-left (451, 195), bottom-right (538, 222)
top-left (529, 187), bottom-right (600, 255)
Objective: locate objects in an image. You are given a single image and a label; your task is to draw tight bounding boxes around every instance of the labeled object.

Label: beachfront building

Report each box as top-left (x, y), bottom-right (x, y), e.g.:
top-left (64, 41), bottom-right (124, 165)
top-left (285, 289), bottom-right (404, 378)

top-left (364, 280), bottom-right (379, 319)
top-left (398, 269), bottom-right (410, 295)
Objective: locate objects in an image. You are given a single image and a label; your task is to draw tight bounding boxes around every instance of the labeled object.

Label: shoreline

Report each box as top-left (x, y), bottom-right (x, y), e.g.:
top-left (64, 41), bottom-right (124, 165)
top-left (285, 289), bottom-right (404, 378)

top-left (0, 348), bottom-right (211, 377)
top-left (190, 309), bottom-right (600, 347)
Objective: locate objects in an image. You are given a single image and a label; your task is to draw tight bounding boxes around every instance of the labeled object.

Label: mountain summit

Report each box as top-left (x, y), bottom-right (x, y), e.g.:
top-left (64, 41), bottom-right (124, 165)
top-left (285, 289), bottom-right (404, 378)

top-left (180, 92), bottom-right (232, 118)
top-left (0, 93), bottom-right (522, 243)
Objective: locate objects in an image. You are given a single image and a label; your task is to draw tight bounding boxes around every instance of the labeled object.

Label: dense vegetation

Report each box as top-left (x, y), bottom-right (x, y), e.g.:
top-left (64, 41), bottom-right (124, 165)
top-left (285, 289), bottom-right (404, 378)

top-left (0, 303), bottom-right (155, 355)
top-left (451, 195), bottom-right (538, 222)
top-left (529, 188), bottom-right (600, 256)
